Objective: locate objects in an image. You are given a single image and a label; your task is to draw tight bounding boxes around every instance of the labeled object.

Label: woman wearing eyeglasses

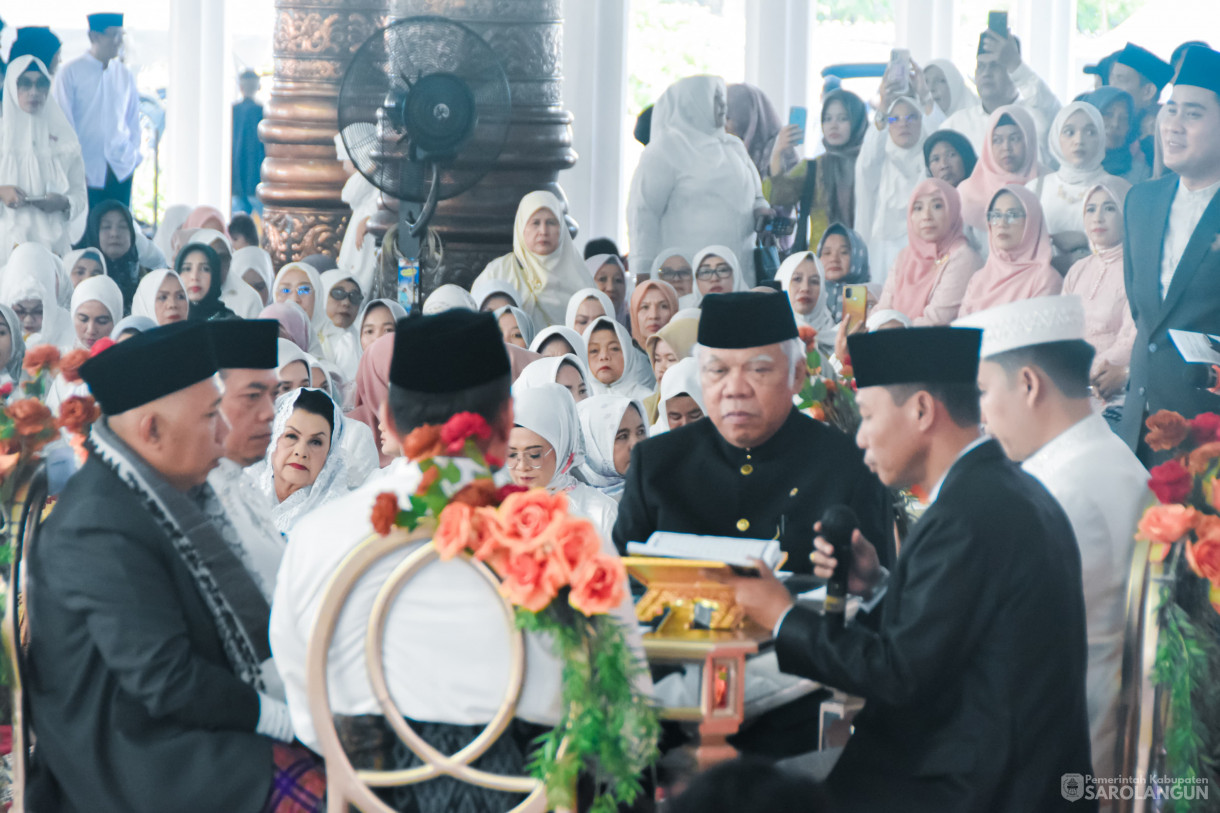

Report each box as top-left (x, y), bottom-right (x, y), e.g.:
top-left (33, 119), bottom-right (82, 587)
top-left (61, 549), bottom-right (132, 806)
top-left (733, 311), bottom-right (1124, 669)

top-left (272, 261), bottom-right (326, 353)
top-left (683, 245), bottom-right (746, 308)
top-left (315, 269), bottom-right (365, 379)
top-left (649, 249), bottom-right (693, 298)
top-left (956, 183), bottom-right (1061, 317)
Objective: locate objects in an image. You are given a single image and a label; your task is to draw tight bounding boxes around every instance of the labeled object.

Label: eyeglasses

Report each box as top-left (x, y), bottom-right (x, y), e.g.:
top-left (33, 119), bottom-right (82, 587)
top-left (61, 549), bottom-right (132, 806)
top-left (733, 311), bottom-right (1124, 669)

top-left (16, 77), bottom-right (51, 93)
top-left (278, 285), bottom-right (313, 297)
top-left (886, 114), bottom-right (920, 125)
top-left (506, 447), bottom-right (554, 470)
top-left (329, 288), bottom-right (364, 305)
top-left (986, 209), bottom-right (1027, 225)
top-left (658, 269), bottom-right (692, 282)
top-left (695, 264), bottom-right (734, 281)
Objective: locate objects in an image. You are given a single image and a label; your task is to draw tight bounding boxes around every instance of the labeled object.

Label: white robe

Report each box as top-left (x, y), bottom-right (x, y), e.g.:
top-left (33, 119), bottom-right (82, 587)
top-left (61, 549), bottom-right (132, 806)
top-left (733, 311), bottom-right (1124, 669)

top-left (938, 63), bottom-right (1061, 170)
top-left (853, 123), bottom-right (928, 291)
top-left (1020, 413), bottom-right (1149, 781)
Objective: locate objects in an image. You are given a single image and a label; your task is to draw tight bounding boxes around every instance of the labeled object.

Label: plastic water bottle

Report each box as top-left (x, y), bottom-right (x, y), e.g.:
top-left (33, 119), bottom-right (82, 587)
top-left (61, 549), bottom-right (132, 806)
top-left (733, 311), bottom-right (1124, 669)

top-left (397, 256), bottom-right (419, 315)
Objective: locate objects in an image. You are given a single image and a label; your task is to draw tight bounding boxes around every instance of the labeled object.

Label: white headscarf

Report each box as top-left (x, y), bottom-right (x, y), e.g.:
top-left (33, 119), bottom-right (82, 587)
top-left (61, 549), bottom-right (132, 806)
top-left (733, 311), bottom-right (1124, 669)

top-left (154, 204), bottom-right (193, 260)
top-left (111, 314), bottom-right (157, 339)
top-left (575, 394), bottom-right (643, 495)
top-left (355, 298), bottom-right (408, 348)
top-left (688, 245), bottom-right (747, 306)
top-left (0, 304), bottom-right (28, 383)
top-left (251, 388), bottom-right (351, 535)
top-left (276, 338), bottom-right (311, 380)
top-left (69, 275), bottom-right (124, 347)
top-left (926, 59), bottom-right (979, 117)
top-left (1039, 102), bottom-right (1121, 239)
top-left (776, 251), bottom-right (836, 335)
top-left (514, 354), bottom-right (590, 395)
top-left (63, 247), bottom-right (108, 282)
top-left (132, 269), bottom-right (185, 325)
top-left (422, 283), bottom-right (477, 315)
top-left (581, 315), bottom-right (656, 399)
top-left (0, 56), bottom-right (85, 259)
top-left (512, 383), bottom-right (585, 491)
top-left (494, 304), bottom-right (538, 348)
top-left (473, 190), bottom-right (594, 328)
top-left (231, 246), bottom-right (275, 306)
top-left (584, 254), bottom-right (632, 323)
top-left (0, 242), bottom-right (74, 349)
top-left (470, 277), bottom-right (521, 311)
top-left (650, 248), bottom-right (691, 277)
top-left (651, 356), bottom-right (706, 435)
top-left (529, 325), bottom-right (586, 360)
top-left (316, 269), bottom-right (363, 379)
top-left (1048, 101), bottom-right (1109, 187)
top-left (274, 262), bottom-right (328, 355)
top-left (565, 287), bottom-right (616, 332)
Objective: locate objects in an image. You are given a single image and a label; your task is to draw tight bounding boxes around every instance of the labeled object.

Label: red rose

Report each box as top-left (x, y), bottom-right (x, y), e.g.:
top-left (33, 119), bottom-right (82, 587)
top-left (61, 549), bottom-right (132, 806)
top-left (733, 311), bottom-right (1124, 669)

top-left (440, 412), bottom-right (492, 455)
top-left (370, 492), bottom-right (400, 536)
top-left (59, 349), bottom-right (89, 384)
top-left (0, 382), bottom-right (13, 398)
top-left (1148, 459), bottom-right (1193, 504)
top-left (89, 337), bottom-right (116, 357)
top-left (495, 484), bottom-right (528, 504)
top-left (1191, 413), bottom-right (1220, 445)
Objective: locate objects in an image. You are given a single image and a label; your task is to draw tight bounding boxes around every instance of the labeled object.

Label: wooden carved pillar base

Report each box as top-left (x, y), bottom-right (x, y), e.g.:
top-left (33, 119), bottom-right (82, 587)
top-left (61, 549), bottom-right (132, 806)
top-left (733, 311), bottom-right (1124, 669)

top-left (258, 0), bottom-right (389, 269)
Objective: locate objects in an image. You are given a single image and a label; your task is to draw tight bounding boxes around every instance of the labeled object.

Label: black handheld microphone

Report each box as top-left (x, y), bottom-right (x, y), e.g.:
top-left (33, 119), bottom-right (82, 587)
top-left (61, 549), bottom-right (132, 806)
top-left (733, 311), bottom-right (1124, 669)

top-left (820, 505), bottom-right (859, 624)
top-left (1185, 363), bottom-right (1220, 395)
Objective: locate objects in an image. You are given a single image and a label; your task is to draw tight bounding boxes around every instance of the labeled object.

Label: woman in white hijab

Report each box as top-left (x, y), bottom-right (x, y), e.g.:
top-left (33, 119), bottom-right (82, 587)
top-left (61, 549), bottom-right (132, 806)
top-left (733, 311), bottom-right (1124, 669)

top-left (529, 325), bottom-right (586, 360)
top-left (628, 74), bottom-right (767, 286)
top-left (231, 245), bottom-right (275, 306)
top-left (272, 261), bottom-right (327, 355)
top-left (334, 131), bottom-right (380, 295)
top-left (0, 304), bottom-right (27, 393)
top-left (422, 283), bottom-right (477, 315)
top-left (494, 304), bottom-right (537, 349)
top-left (111, 314), bottom-right (158, 341)
top-left (303, 354), bottom-right (380, 487)
top-left (470, 278), bottom-right (522, 312)
top-left (514, 354), bottom-right (591, 403)
top-left (192, 227), bottom-right (263, 318)
top-left (315, 269), bottom-right (363, 380)
top-left (565, 287), bottom-right (616, 335)
top-left (585, 253), bottom-right (632, 326)
top-left (1, 242), bottom-right (75, 349)
top-left (924, 60), bottom-right (979, 118)
top-left (649, 248), bottom-right (695, 299)
top-left (132, 269), bottom-right (190, 326)
top-left (854, 95), bottom-right (932, 289)
top-left (354, 297), bottom-right (407, 353)
top-left (472, 190), bottom-right (594, 328)
top-left (0, 56), bottom-right (88, 262)
top-left (153, 204), bottom-right (192, 261)
top-left (250, 387), bottom-right (352, 536)
top-left (1032, 101), bottom-right (1123, 274)
top-left (685, 245), bottom-right (748, 308)
top-left (650, 356), bottom-right (706, 435)
top-left (63, 247), bottom-right (107, 290)
top-left (575, 394), bottom-right (647, 501)
top-left (509, 383), bottom-right (619, 540)
top-left (581, 316), bottom-right (655, 400)
top-left (776, 250), bottom-right (836, 357)
top-left (46, 275), bottom-right (124, 413)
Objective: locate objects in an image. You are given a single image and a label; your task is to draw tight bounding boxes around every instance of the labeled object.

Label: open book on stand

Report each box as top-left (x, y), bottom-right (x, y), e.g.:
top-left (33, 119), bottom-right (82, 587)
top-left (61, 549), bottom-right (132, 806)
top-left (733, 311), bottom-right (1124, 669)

top-left (626, 531), bottom-right (786, 572)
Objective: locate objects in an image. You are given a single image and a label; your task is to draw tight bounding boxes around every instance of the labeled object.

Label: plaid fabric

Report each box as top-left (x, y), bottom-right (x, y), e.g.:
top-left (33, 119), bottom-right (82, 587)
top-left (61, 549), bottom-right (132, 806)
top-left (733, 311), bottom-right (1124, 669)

top-left (262, 743), bottom-right (326, 813)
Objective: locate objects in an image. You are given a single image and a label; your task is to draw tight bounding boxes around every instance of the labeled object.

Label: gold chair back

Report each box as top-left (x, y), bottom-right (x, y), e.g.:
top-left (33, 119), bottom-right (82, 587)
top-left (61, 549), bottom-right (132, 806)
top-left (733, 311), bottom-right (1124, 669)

top-left (305, 527), bottom-right (552, 813)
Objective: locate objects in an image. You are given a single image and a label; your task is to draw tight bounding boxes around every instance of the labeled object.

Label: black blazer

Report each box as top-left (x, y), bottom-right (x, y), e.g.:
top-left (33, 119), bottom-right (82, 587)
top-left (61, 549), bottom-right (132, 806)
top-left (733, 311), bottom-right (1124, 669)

top-left (775, 441), bottom-right (1095, 812)
top-left (612, 408), bottom-right (894, 572)
top-left (25, 456), bottom-right (273, 813)
top-left (1119, 175), bottom-right (1220, 451)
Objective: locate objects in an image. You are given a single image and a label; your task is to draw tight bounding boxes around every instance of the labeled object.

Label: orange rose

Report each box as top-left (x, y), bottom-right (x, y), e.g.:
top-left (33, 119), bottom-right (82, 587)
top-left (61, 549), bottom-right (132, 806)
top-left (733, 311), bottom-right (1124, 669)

top-left (450, 479), bottom-right (498, 508)
top-left (433, 502), bottom-right (481, 560)
top-left (496, 489), bottom-right (568, 555)
top-left (498, 550), bottom-right (560, 612)
top-left (22, 345), bottom-right (60, 376)
top-left (1137, 503), bottom-right (1200, 546)
top-left (401, 424), bottom-right (444, 462)
top-left (568, 553), bottom-right (627, 616)
top-left (1186, 515), bottom-right (1220, 585)
top-left (1144, 410), bottom-right (1190, 451)
top-left (1188, 442), bottom-right (1220, 476)
top-left (470, 506), bottom-right (508, 566)
top-left (59, 349), bottom-right (89, 384)
top-left (370, 492), bottom-right (400, 536)
top-left (6, 399), bottom-right (53, 437)
top-left (549, 516), bottom-right (602, 582)
top-left (57, 395), bottom-right (100, 434)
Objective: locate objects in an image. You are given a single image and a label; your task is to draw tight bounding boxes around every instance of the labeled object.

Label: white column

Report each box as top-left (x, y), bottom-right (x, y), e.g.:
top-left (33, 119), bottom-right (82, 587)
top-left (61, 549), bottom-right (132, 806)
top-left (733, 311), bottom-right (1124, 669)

top-left (895, 0), bottom-right (957, 68)
top-left (560, 0), bottom-right (629, 247)
top-left (744, 0), bottom-right (810, 117)
top-left (1016, 0), bottom-right (1075, 104)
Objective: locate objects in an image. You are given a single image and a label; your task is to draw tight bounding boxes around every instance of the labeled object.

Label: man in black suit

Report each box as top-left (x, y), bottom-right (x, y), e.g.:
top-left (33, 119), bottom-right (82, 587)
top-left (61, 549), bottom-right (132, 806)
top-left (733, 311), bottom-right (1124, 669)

top-left (26, 323), bottom-right (323, 813)
top-left (720, 327), bottom-right (1095, 812)
top-left (1119, 46), bottom-right (1220, 457)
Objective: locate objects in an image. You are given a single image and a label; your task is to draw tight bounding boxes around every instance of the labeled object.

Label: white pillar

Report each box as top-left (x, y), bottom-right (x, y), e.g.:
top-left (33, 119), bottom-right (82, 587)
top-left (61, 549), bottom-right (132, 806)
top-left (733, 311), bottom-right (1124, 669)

top-left (895, 0), bottom-right (957, 68)
top-left (560, 0), bottom-right (629, 247)
top-left (744, 0), bottom-right (810, 117)
top-left (1016, 0), bottom-right (1075, 104)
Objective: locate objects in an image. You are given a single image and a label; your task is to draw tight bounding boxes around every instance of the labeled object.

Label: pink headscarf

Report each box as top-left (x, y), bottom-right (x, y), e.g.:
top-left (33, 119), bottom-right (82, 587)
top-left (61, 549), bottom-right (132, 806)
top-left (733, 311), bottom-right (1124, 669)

top-left (628, 279), bottom-right (680, 347)
top-left (957, 184), bottom-right (1061, 316)
top-left (348, 332), bottom-right (396, 467)
top-left (885, 179), bottom-right (970, 319)
top-left (957, 105), bottom-right (1045, 231)
top-left (259, 302), bottom-right (312, 352)
top-left (184, 205), bottom-right (229, 235)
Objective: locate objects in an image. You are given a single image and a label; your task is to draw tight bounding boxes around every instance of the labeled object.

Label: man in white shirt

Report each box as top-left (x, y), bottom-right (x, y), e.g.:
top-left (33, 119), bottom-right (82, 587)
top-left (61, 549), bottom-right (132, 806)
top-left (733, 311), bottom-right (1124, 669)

top-left (939, 27), bottom-right (1061, 168)
top-left (958, 295), bottom-right (1150, 782)
top-left (1118, 45), bottom-right (1220, 456)
top-left (52, 13), bottom-right (142, 211)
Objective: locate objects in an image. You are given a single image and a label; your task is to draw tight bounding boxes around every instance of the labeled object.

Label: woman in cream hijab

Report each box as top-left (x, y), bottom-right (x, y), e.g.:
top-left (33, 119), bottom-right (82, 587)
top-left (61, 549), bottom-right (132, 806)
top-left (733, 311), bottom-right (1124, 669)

top-left (472, 190), bottom-right (594, 328)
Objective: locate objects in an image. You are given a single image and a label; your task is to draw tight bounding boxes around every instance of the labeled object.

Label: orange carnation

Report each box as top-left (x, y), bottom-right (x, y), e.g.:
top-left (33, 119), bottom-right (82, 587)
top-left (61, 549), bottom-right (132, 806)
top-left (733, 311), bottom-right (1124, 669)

top-left (496, 489), bottom-right (568, 555)
top-left (498, 550), bottom-right (560, 612)
top-left (1144, 410), bottom-right (1190, 451)
top-left (1186, 515), bottom-right (1220, 585)
top-left (22, 345), bottom-right (60, 376)
top-left (549, 516), bottom-right (602, 582)
top-left (6, 399), bottom-right (53, 437)
top-left (370, 492), bottom-right (400, 536)
top-left (59, 349), bottom-right (89, 384)
top-left (434, 502), bottom-right (481, 560)
top-left (401, 424), bottom-right (444, 462)
top-left (450, 479), bottom-right (499, 508)
top-left (797, 325), bottom-right (817, 351)
top-left (1188, 441), bottom-right (1220, 476)
top-left (1137, 504), bottom-right (1199, 564)
top-left (56, 395), bottom-right (100, 434)
top-left (569, 553), bottom-right (627, 616)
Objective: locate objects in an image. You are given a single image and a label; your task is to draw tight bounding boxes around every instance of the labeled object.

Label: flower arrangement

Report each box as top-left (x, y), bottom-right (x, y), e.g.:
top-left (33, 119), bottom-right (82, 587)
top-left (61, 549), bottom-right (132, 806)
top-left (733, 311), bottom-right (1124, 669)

top-left (370, 412), bottom-right (658, 812)
top-left (795, 325), bottom-right (859, 436)
top-left (1136, 409), bottom-right (1220, 808)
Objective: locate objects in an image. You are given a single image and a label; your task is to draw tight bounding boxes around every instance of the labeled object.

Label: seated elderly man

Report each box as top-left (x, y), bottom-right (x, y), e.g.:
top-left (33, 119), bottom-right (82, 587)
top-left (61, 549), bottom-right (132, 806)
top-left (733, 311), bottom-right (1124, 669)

top-left (26, 323), bottom-right (322, 813)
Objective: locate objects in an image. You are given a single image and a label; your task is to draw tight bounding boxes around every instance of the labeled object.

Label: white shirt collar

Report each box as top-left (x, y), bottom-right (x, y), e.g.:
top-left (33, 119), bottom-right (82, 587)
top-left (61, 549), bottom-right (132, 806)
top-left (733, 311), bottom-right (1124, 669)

top-left (1021, 413), bottom-right (1105, 476)
top-left (1177, 178), bottom-right (1220, 203)
top-left (926, 434), bottom-right (988, 505)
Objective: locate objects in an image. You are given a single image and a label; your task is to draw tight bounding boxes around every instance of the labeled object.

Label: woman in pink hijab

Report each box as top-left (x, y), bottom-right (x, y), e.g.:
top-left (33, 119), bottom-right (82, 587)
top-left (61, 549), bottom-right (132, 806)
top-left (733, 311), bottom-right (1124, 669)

top-left (956, 184), bottom-right (1061, 317)
top-left (628, 278), bottom-right (679, 347)
top-left (259, 302), bottom-right (312, 353)
top-left (957, 105), bottom-right (1045, 234)
top-left (183, 205), bottom-right (229, 235)
top-left (347, 332), bottom-right (397, 467)
top-left (877, 179), bottom-right (983, 325)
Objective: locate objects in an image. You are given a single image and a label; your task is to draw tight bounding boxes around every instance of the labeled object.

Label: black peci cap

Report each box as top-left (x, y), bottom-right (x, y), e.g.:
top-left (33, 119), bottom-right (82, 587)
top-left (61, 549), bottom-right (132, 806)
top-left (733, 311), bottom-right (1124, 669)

top-left (1173, 45), bottom-right (1220, 96)
top-left (1114, 43), bottom-right (1173, 90)
top-left (87, 13), bottom-right (123, 32)
top-left (697, 291), bottom-right (798, 349)
top-left (848, 327), bottom-right (982, 388)
top-left (389, 310), bottom-right (510, 393)
top-left (80, 322), bottom-right (219, 415)
top-left (209, 319), bottom-right (278, 370)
